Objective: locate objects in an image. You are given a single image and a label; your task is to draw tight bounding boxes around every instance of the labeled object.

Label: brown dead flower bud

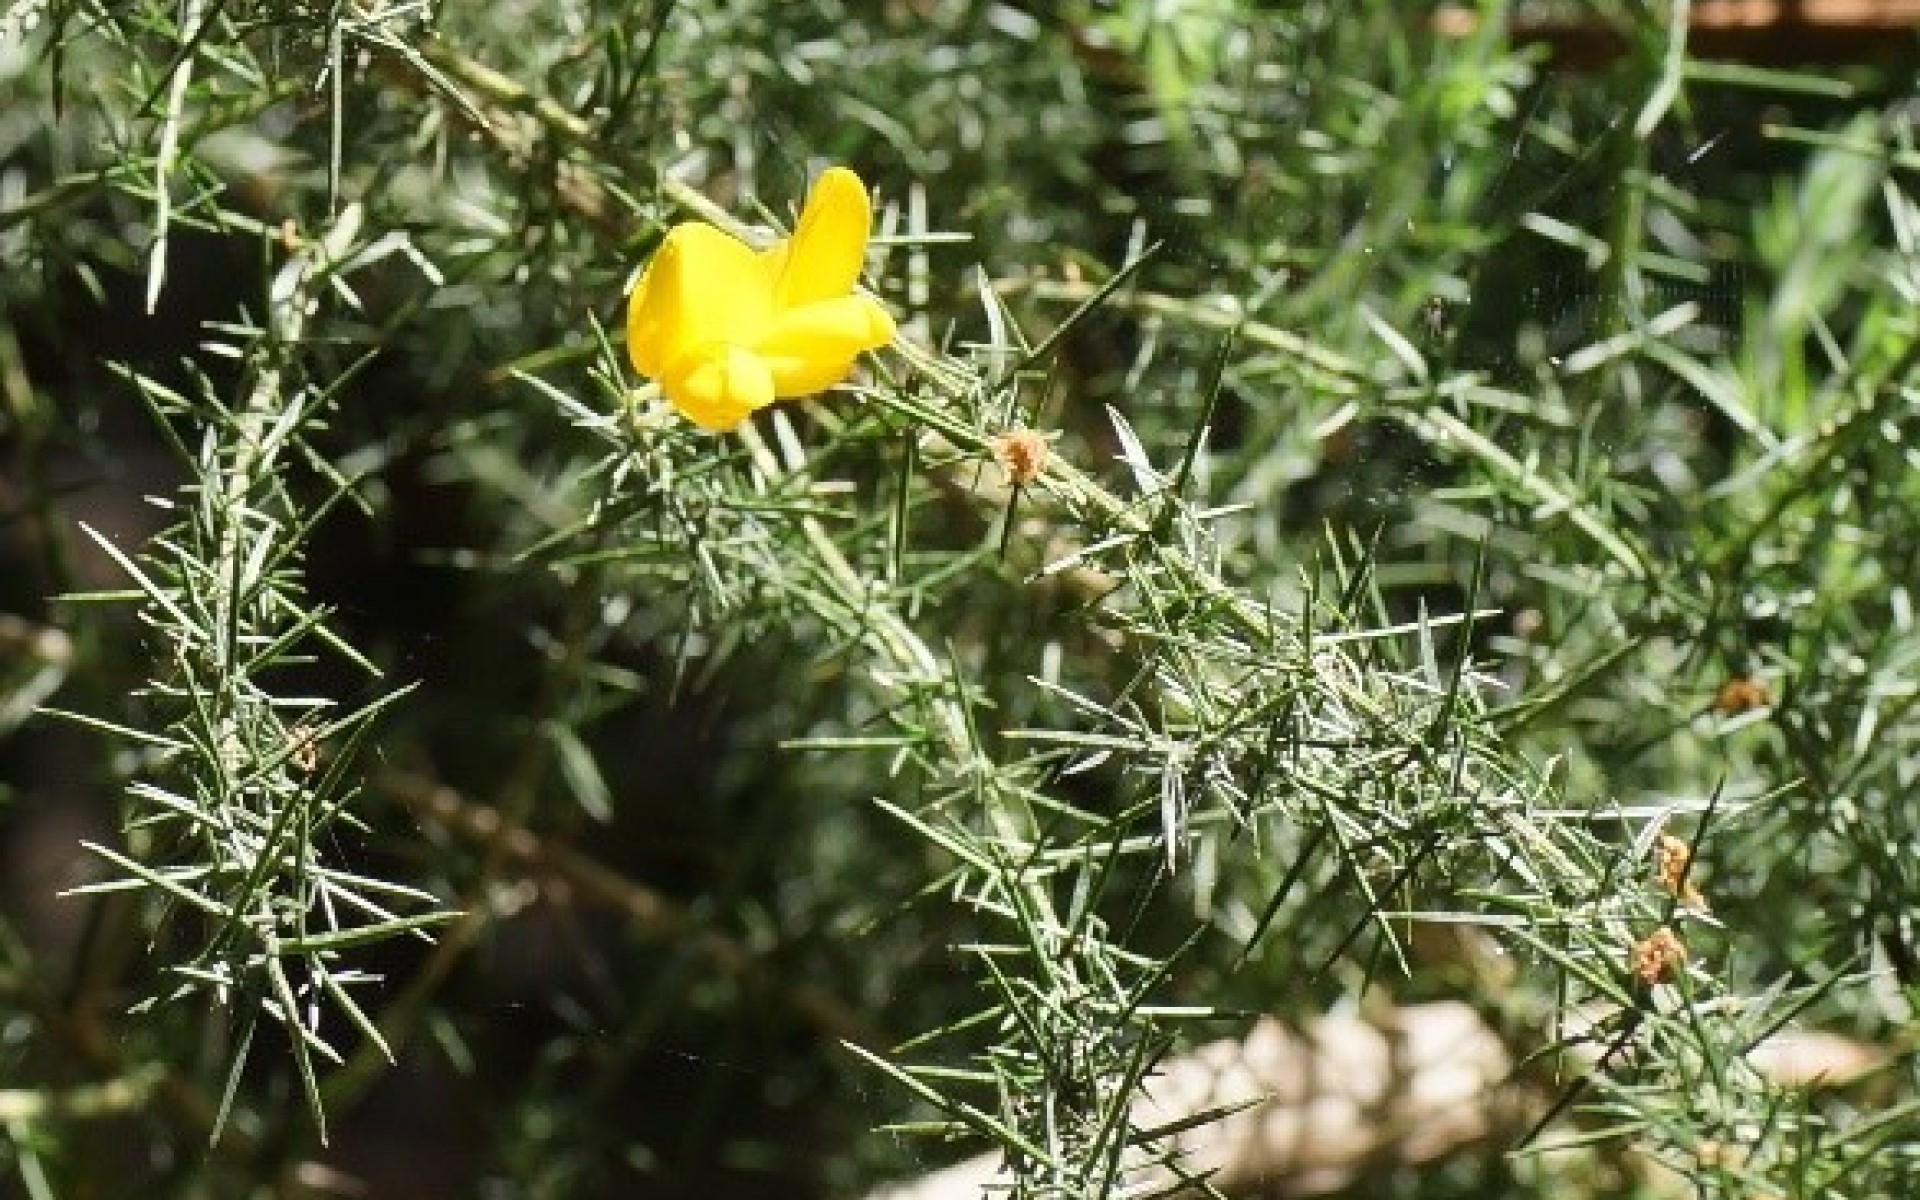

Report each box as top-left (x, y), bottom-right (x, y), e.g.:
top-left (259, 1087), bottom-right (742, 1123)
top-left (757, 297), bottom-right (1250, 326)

top-left (289, 723), bottom-right (323, 774)
top-left (1694, 1139), bottom-right (1740, 1170)
top-left (992, 427), bottom-right (1052, 488)
top-left (1713, 676), bottom-right (1771, 716)
top-left (1631, 926), bottom-right (1687, 985)
top-left (1654, 834), bottom-right (1708, 909)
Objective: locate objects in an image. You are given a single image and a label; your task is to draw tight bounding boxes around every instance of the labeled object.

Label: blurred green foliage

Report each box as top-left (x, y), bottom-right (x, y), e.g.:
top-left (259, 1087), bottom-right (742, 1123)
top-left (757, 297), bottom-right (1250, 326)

top-left (0, 1), bottom-right (1917, 1198)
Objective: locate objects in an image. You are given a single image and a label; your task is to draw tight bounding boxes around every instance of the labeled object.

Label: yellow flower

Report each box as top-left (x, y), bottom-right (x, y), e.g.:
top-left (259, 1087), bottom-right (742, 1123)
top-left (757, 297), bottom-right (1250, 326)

top-left (627, 166), bottom-right (897, 431)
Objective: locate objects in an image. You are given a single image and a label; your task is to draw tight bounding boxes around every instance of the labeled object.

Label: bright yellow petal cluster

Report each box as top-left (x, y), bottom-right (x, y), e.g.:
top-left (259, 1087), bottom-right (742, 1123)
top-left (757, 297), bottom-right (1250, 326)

top-left (627, 167), bottom-right (897, 431)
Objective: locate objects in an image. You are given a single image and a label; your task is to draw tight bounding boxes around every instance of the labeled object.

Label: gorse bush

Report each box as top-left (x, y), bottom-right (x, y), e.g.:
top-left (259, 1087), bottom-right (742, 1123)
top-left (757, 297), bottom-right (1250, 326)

top-left (1, 1), bottom-right (1917, 1197)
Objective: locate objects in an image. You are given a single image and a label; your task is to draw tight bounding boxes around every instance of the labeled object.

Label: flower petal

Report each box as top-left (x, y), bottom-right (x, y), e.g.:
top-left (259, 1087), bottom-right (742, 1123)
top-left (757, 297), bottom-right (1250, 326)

top-left (762, 354), bottom-right (858, 398)
top-left (764, 166), bottom-right (873, 311)
top-left (757, 296), bottom-right (896, 359)
top-left (628, 223), bottom-right (771, 381)
top-left (753, 296), bottom-right (895, 396)
top-left (664, 344), bottom-right (776, 432)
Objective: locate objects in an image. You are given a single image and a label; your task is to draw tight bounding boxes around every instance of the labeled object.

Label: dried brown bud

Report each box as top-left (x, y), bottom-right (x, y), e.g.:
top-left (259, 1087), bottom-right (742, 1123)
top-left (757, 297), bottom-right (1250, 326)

top-left (1713, 676), bottom-right (1771, 716)
top-left (1631, 926), bottom-right (1687, 985)
top-left (1654, 834), bottom-right (1707, 909)
top-left (289, 724), bottom-right (322, 774)
top-left (1693, 1139), bottom-right (1761, 1174)
top-left (992, 427), bottom-right (1052, 488)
